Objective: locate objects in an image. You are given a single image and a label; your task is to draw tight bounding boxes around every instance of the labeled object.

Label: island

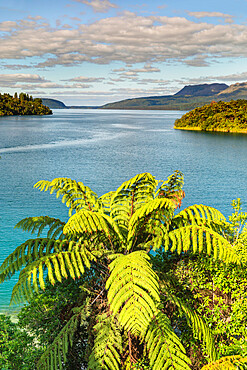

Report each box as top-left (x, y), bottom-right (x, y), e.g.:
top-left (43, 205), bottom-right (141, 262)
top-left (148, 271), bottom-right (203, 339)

top-left (174, 99), bottom-right (247, 133)
top-left (0, 93), bottom-right (52, 116)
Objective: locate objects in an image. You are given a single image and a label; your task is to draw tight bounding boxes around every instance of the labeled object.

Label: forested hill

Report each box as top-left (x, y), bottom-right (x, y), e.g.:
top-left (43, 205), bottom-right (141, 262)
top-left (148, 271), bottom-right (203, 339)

top-left (100, 83), bottom-right (230, 110)
top-left (0, 93), bottom-right (52, 116)
top-left (41, 98), bottom-right (66, 109)
top-left (174, 100), bottom-right (247, 133)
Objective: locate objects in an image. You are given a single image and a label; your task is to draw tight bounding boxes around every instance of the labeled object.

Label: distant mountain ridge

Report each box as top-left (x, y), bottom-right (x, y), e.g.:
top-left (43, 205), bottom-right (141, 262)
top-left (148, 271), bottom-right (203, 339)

top-left (174, 83), bottom-right (228, 97)
top-left (40, 82), bottom-right (247, 111)
top-left (100, 83), bottom-right (233, 110)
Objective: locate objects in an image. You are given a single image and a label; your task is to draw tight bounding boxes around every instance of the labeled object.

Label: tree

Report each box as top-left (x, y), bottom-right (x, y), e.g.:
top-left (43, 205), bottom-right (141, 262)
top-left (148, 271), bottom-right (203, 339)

top-left (0, 172), bottom-right (241, 369)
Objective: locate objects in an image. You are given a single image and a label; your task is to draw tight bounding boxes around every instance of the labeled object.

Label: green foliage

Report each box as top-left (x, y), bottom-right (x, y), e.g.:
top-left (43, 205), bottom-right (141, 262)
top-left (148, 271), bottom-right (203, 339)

top-left (106, 251), bottom-right (160, 336)
top-left (0, 92), bottom-right (52, 116)
top-left (162, 287), bottom-right (217, 362)
top-left (0, 314), bottom-right (40, 369)
top-left (17, 277), bottom-right (90, 369)
top-left (88, 313), bottom-right (122, 370)
top-left (163, 199), bottom-right (247, 368)
top-left (37, 301), bottom-right (90, 370)
top-left (34, 177), bottom-right (100, 216)
top-left (15, 216), bottom-right (65, 239)
top-left (0, 171), bottom-right (243, 369)
top-left (200, 355), bottom-right (247, 369)
top-left (145, 309), bottom-right (191, 370)
top-left (174, 100), bottom-right (247, 133)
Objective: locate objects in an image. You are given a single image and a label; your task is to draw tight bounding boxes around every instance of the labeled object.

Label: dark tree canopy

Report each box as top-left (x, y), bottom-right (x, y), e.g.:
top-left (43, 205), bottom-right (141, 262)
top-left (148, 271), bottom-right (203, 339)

top-left (0, 93), bottom-right (52, 116)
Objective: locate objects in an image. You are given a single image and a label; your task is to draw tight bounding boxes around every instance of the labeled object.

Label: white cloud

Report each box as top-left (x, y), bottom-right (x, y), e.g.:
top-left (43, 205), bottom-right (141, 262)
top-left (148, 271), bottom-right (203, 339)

top-left (136, 78), bottom-right (170, 85)
top-left (0, 73), bottom-right (94, 90)
top-left (1, 63), bottom-right (32, 70)
top-left (113, 64), bottom-right (160, 74)
top-left (1, 13), bottom-right (247, 69)
top-left (0, 21), bottom-right (18, 31)
top-left (188, 11), bottom-right (234, 23)
top-left (178, 71), bottom-right (247, 85)
top-left (63, 76), bottom-right (105, 82)
top-left (184, 56), bottom-right (210, 67)
top-left (0, 73), bottom-right (47, 87)
top-left (75, 0), bottom-right (117, 13)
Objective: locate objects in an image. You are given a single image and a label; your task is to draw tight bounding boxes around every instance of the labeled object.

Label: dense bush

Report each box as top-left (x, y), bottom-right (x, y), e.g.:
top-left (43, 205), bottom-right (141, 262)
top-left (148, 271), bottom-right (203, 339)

top-left (174, 100), bottom-right (247, 132)
top-left (0, 314), bottom-right (40, 369)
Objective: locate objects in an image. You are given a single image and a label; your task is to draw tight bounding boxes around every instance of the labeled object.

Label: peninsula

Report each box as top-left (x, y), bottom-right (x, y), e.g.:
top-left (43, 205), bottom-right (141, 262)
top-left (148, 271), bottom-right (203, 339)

top-left (0, 93), bottom-right (52, 116)
top-left (174, 99), bottom-right (247, 133)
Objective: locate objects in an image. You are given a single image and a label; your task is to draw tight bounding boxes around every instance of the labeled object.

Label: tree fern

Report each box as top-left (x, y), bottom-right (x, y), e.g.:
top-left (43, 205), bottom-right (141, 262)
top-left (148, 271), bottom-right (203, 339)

top-left (127, 198), bottom-right (174, 250)
top-left (106, 251), bottom-right (160, 336)
top-left (63, 210), bottom-right (124, 250)
top-left (0, 171), bottom-right (243, 369)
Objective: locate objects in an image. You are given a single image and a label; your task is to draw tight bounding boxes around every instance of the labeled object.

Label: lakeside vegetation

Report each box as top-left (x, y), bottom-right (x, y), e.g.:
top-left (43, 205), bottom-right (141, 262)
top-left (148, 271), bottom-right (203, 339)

top-left (1, 172), bottom-right (247, 369)
top-left (0, 93), bottom-right (52, 116)
top-left (174, 100), bottom-right (247, 133)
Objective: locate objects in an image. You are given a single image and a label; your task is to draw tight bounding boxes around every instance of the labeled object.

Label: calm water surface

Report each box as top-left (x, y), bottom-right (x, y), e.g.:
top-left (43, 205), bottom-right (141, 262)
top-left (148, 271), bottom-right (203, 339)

top-left (0, 109), bottom-right (247, 313)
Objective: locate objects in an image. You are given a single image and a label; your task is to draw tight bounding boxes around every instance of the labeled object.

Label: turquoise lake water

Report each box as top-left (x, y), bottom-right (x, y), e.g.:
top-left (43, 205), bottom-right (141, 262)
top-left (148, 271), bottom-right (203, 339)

top-left (0, 109), bottom-right (247, 313)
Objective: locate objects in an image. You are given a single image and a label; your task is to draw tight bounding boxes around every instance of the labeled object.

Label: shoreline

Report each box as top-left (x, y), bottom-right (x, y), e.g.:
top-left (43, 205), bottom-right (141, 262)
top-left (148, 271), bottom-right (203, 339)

top-left (174, 126), bottom-right (247, 134)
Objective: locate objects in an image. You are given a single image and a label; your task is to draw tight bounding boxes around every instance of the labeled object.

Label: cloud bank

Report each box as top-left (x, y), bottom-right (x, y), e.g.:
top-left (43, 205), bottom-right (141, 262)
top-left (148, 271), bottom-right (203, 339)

top-left (0, 13), bottom-right (247, 69)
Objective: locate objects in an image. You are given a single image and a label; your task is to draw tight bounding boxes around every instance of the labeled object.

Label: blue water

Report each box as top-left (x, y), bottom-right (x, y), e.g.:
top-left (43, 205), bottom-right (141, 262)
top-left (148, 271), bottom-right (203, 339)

top-left (0, 109), bottom-right (247, 313)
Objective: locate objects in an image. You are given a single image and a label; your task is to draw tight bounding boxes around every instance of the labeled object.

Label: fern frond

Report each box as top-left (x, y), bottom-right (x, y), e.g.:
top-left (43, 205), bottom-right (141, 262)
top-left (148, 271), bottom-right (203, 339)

top-left (156, 170), bottom-right (185, 208)
top-left (15, 216), bottom-right (65, 239)
top-left (127, 198), bottom-right (174, 250)
top-left (37, 302), bottom-right (90, 370)
top-left (145, 309), bottom-right (191, 370)
top-left (88, 313), bottom-right (122, 370)
top-left (166, 225), bottom-right (240, 263)
top-left (63, 210), bottom-right (124, 245)
top-left (173, 204), bottom-right (226, 230)
top-left (110, 173), bottom-right (158, 232)
top-left (34, 177), bottom-right (99, 216)
top-left (0, 238), bottom-right (71, 283)
top-left (106, 251), bottom-right (160, 336)
top-left (10, 247), bottom-right (96, 304)
top-left (200, 355), bottom-right (247, 369)
top-left (98, 191), bottom-right (115, 215)
top-left (161, 285), bottom-right (217, 362)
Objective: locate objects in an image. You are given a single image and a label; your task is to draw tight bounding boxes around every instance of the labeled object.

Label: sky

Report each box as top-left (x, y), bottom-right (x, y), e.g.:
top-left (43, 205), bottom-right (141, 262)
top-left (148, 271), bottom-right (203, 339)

top-left (1, 0), bottom-right (247, 105)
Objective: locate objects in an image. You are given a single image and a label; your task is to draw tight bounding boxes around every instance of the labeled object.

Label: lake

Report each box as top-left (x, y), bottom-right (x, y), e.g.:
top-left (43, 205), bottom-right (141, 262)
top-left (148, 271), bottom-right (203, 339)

top-left (0, 109), bottom-right (247, 314)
